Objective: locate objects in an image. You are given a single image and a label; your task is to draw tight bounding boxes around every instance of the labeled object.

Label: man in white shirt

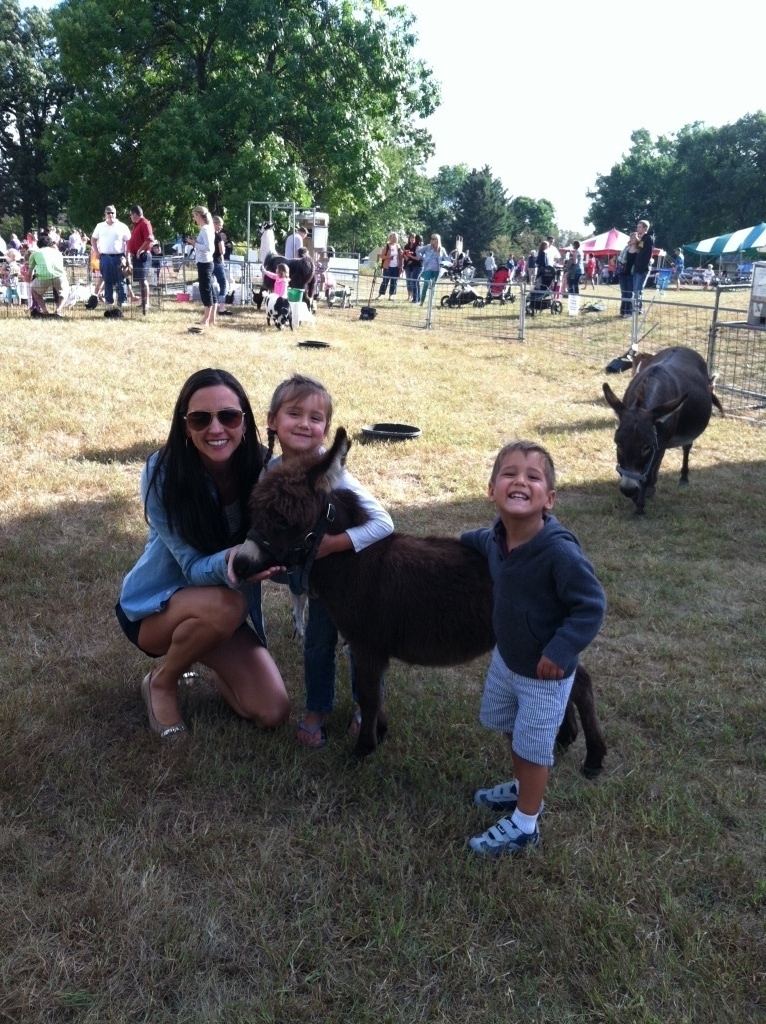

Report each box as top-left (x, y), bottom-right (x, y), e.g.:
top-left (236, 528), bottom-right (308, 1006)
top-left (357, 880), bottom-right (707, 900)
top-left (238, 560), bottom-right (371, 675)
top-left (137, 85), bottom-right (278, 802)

top-left (91, 205), bottom-right (131, 306)
top-left (285, 226), bottom-right (307, 260)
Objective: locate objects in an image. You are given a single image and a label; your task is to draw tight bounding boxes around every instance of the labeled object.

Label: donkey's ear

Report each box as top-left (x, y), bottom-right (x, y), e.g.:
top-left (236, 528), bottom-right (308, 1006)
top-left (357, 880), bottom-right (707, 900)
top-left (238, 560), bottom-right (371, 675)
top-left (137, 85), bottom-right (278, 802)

top-left (603, 382), bottom-right (625, 417)
top-left (308, 428), bottom-right (350, 493)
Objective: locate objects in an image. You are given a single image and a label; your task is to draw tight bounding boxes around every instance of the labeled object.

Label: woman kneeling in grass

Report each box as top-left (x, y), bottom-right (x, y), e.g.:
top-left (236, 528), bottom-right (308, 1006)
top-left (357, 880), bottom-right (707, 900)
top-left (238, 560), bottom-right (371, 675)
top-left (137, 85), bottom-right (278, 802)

top-left (116, 368), bottom-right (290, 738)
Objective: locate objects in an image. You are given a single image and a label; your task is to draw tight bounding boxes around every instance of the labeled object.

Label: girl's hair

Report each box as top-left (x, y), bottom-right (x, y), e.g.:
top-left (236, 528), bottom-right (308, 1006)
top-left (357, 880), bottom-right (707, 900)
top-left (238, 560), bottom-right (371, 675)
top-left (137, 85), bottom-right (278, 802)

top-left (146, 368), bottom-right (264, 553)
top-left (414, 234), bottom-right (423, 246)
top-left (266, 374), bottom-right (332, 459)
top-left (430, 233), bottom-right (442, 247)
top-left (538, 240), bottom-right (548, 254)
top-left (276, 263), bottom-right (288, 275)
top-left (192, 205), bottom-right (211, 223)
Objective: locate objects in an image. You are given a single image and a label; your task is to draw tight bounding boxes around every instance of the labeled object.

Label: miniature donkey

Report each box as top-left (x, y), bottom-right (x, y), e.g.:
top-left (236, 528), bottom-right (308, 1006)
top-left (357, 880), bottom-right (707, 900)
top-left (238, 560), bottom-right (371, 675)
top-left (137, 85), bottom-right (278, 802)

top-left (603, 346), bottom-right (723, 515)
top-left (233, 429), bottom-right (607, 776)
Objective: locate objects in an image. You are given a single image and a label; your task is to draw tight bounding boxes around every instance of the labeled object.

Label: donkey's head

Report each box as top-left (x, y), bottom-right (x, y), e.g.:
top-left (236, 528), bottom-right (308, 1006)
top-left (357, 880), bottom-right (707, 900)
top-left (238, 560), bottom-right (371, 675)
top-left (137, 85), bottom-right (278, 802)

top-left (232, 428), bottom-right (350, 581)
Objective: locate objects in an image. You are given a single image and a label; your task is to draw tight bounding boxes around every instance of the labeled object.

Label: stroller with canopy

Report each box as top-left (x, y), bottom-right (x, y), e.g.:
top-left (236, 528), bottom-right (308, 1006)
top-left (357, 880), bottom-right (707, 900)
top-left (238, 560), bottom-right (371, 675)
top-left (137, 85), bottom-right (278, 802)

top-left (526, 265), bottom-right (563, 316)
top-left (485, 266), bottom-right (515, 305)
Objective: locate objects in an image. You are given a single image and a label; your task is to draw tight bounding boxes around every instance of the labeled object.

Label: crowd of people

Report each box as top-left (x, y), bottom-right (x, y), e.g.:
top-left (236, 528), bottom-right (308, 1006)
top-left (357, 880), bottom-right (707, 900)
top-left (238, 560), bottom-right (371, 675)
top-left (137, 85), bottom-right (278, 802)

top-left (0, 211), bottom-right (719, 325)
top-left (0, 203), bottom-right (236, 319)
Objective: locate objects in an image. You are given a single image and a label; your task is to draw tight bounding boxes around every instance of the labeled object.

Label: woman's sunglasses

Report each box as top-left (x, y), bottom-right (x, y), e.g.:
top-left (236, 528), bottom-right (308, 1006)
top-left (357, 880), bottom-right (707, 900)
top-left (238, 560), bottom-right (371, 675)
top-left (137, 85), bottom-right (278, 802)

top-left (185, 408), bottom-right (244, 431)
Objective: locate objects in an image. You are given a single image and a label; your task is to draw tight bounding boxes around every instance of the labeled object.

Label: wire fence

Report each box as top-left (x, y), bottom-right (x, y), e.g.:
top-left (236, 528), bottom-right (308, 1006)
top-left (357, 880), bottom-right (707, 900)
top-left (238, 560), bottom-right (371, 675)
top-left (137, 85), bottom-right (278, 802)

top-left (2, 256), bottom-right (763, 421)
top-left (708, 288), bottom-right (766, 421)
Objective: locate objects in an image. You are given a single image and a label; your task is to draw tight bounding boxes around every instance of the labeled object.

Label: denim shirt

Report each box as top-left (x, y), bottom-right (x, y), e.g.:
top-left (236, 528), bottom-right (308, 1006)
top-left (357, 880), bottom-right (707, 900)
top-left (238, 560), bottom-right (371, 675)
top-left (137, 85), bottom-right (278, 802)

top-left (118, 452), bottom-right (266, 644)
top-left (417, 244), bottom-right (448, 273)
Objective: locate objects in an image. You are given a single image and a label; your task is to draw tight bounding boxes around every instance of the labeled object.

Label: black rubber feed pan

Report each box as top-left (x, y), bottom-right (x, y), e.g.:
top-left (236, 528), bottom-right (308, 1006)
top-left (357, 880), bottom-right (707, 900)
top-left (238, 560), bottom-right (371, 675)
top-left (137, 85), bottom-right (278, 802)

top-left (362, 423), bottom-right (421, 441)
top-left (298, 339), bottom-right (330, 348)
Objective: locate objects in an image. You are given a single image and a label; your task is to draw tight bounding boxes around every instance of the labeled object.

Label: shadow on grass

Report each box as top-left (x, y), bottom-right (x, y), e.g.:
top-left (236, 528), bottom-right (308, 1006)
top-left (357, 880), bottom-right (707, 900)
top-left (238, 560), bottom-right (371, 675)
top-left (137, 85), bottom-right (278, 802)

top-left (77, 440), bottom-right (160, 465)
top-left (539, 416), bottom-right (613, 435)
top-left (2, 456), bottom-right (764, 814)
top-left (1, 455), bottom-right (765, 1019)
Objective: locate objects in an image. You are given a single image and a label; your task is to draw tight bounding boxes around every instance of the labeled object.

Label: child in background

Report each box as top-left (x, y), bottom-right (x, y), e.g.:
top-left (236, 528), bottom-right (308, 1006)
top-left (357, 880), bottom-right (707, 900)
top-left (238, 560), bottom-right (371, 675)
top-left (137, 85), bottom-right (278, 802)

top-left (3, 250), bottom-right (21, 304)
top-left (461, 441), bottom-right (605, 856)
top-left (265, 374), bottom-right (394, 748)
top-left (263, 262), bottom-right (289, 297)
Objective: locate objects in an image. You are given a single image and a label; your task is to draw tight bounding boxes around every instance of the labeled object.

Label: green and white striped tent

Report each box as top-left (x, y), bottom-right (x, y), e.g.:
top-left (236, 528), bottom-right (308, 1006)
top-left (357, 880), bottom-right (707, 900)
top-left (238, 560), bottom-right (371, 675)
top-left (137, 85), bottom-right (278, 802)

top-left (685, 222), bottom-right (766, 256)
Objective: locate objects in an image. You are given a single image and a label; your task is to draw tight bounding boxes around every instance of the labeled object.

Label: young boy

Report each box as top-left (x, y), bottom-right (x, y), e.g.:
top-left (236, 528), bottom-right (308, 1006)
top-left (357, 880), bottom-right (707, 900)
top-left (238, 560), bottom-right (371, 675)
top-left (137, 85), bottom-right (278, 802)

top-left (461, 441), bottom-right (606, 856)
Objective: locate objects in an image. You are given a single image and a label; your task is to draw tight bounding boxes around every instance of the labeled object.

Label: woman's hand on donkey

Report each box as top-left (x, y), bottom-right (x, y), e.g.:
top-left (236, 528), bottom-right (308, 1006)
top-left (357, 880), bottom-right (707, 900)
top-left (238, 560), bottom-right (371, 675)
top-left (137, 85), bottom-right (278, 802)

top-left (226, 546), bottom-right (285, 585)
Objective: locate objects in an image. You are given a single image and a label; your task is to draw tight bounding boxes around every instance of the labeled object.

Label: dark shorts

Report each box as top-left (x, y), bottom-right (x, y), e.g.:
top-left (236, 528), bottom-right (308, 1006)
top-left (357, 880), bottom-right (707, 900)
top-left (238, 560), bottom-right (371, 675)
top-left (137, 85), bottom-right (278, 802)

top-left (197, 261), bottom-right (215, 307)
top-left (115, 601), bottom-right (159, 656)
top-left (114, 597), bottom-right (264, 656)
top-left (131, 251), bottom-right (151, 282)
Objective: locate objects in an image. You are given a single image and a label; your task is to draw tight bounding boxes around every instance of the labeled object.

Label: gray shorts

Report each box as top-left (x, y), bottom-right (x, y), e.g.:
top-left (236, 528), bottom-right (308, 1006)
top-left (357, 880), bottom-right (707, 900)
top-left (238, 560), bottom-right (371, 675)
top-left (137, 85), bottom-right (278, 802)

top-left (479, 647), bottom-right (575, 766)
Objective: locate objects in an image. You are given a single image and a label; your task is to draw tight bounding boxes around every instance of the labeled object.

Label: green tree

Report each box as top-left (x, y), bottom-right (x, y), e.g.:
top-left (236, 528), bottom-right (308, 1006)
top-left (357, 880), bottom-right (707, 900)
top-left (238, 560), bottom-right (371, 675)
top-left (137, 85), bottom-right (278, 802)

top-left (331, 145), bottom-right (433, 255)
top-left (416, 163), bottom-right (469, 242)
top-left (586, 115), bottom-right (766, 251)
top-left (0, 0), bottom-right (70, 232)
top-left (49, 0), bottom-right (438, 240)
top-left (672, 114), bottom-right (766, 244)
top-left (586, 129), bottom-right (675, 242)
top-left (451, 165), bottom-right (510, 256)
top-left (507, 196), bottom-right (556, 241)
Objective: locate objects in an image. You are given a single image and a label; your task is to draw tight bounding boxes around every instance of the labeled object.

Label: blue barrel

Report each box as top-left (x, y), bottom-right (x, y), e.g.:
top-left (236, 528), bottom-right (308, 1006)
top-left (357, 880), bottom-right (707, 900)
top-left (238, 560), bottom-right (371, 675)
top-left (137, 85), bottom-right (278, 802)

top-left (657, 268), bottom-right (672, 290)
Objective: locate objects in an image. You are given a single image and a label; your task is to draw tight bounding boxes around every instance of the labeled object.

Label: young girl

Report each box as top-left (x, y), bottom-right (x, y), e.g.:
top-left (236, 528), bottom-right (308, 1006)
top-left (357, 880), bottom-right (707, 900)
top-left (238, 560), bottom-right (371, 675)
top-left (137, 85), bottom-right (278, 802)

top-left (263, 262), bottom-right (289, 297)
top-left (266, 374), bottom-right (394, 748)
top-left (116, 368), bottom-right (290, 737)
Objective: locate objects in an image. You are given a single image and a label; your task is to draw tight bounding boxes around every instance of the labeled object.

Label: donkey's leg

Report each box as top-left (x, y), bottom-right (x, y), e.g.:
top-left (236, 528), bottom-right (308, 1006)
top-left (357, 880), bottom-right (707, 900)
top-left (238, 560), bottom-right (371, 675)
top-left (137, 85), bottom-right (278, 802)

top-left (679, 443), bottom-right (692, 486)
top-left (349, 645), bottom-right (389, 757)
top-left (569, 664), bottom-right (607, 778)
top-left (555, 700), bottom-right (579, 751)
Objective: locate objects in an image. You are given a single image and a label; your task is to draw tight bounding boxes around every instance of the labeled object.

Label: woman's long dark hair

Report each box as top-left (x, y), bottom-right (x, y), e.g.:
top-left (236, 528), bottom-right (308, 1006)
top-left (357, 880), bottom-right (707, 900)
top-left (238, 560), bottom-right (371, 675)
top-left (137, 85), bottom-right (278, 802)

top-left (145, 368), bottom-right (264, 553)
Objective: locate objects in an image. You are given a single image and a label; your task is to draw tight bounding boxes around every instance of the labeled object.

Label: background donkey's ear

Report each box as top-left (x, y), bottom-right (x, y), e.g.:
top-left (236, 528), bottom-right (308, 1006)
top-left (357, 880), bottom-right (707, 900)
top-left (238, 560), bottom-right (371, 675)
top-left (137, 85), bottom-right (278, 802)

top-left (308, 428), bottom-right (350, 492)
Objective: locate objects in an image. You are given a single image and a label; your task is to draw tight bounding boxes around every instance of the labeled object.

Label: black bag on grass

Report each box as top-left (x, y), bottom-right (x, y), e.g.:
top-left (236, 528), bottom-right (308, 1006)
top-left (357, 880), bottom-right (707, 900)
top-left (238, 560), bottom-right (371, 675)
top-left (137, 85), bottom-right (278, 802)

top-left (359, 268), bottom-right (378, 320)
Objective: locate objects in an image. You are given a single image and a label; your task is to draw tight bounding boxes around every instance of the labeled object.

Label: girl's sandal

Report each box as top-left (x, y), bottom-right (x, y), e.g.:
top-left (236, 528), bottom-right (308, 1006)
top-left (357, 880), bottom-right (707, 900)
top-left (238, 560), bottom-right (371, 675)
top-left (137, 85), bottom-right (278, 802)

top-left (296, 718), bottom-right (327, 750)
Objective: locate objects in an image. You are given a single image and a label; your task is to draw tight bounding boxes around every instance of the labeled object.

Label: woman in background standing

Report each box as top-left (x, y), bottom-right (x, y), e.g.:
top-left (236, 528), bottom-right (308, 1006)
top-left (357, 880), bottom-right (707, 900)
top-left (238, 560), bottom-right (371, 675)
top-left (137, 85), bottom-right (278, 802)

top-left (187, 206), bottom-right (217, 332)
top-left (402, 232), bottom-right (423, 303)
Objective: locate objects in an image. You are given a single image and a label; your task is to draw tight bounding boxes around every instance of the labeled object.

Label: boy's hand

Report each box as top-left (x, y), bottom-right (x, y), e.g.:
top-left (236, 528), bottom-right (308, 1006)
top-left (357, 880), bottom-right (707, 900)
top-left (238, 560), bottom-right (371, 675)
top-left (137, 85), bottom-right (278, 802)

top-left (536, 655), bottom-right (564, 680)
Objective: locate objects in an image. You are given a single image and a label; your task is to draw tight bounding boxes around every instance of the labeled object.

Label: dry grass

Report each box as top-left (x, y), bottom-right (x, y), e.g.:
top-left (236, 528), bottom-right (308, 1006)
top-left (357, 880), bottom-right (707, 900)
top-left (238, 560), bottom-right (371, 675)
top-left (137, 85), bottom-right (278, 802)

top-left (1, 305), bottom-right (764, 1023)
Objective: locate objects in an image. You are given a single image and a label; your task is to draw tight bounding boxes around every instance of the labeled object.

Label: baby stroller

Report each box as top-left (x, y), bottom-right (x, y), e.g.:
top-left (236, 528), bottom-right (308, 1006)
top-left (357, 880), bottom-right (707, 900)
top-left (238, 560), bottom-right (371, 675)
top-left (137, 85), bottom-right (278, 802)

top-left (526, 265), bottom-right (563, 316)
top-left (485, 266), bottom-right (515, 305)
top-left (440, 280), bottom-right (482, 308)
top-left (443, 250), bottom-right (475, 282)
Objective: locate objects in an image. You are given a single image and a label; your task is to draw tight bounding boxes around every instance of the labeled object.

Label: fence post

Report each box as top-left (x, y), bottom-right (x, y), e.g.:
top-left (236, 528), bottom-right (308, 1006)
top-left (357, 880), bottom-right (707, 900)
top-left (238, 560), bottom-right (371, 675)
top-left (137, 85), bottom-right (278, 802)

top-left (424, 274), bottom-right (436, 328)
top-left (707, 285), bottom-right (724, 373)
top-left (630, 292), bottom-right (640, 349)
top-left (518, 282), bottom-right (526, 341)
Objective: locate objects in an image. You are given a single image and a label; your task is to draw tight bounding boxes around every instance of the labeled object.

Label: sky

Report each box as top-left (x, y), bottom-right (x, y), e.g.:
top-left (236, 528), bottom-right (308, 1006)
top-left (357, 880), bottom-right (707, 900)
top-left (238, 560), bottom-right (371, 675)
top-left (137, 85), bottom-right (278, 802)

top-left (22, 0), bottom-right (762, 235)
top-left (404, 1), bottom-right (763, 234)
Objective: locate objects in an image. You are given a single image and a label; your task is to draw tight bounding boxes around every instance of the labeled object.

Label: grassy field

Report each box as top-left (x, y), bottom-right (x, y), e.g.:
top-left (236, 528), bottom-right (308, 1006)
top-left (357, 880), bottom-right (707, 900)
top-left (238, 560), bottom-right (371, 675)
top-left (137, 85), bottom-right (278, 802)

top-left (1, 305), bottom-right (764, 1023)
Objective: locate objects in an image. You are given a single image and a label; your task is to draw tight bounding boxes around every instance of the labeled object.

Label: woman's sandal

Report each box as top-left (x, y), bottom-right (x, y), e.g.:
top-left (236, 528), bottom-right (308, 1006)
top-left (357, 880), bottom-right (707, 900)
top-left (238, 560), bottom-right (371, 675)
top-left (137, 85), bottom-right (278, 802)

top-left (296, 717), bottom-right (327, 749)
top-left (141, 670), bottom-right (187, 739)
